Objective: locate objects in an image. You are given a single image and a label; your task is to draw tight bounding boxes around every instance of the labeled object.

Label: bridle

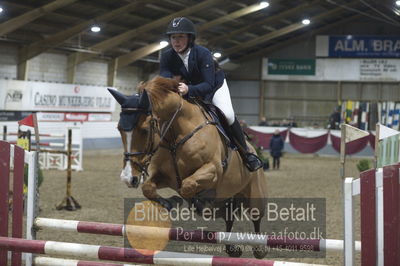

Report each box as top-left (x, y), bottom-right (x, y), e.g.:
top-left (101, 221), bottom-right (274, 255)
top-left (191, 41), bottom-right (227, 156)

top-left (120, 107), bottom-right (159, 178)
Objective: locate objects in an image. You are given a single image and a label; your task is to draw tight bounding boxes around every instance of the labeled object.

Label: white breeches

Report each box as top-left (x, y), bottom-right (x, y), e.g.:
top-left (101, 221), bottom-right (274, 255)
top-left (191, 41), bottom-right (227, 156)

top-left (212, 79), bottom-right (235, 125)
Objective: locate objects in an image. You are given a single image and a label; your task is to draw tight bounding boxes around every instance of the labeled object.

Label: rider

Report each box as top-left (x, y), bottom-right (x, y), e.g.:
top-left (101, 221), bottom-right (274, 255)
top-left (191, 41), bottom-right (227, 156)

top-left (159, 17), bottom-right (263, 172)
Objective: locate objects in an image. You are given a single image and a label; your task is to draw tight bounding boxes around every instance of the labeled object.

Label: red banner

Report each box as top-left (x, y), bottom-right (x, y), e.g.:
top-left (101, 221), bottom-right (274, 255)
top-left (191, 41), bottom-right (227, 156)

top-left (289, 131), bottom-right (328, 153)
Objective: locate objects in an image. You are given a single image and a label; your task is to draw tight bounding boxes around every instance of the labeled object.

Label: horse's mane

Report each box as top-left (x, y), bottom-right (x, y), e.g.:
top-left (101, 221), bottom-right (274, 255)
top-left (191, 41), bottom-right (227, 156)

top-left (146, 76), bottom-right (179, 106)
top-left (136, 81), bottom-right (147, 94)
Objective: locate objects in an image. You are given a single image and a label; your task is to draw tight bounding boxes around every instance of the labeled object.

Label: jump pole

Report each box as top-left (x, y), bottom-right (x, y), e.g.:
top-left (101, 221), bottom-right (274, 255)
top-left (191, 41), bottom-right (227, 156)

top-left (34, 217), bottom-right (361, 253)
top-left (34, 256), bottom-right (138, 266)
top-left (0, 236), bottom-right (326, 266)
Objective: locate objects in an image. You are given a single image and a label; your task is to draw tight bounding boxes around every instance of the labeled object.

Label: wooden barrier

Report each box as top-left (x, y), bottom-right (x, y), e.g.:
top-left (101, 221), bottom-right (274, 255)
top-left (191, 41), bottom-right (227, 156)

top-left (0, 236), bottom-right (325, 266)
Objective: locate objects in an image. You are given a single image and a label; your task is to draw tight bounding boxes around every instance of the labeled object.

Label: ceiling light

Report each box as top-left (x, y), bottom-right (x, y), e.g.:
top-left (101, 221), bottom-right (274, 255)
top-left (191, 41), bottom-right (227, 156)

top-left (259, 1), bottom-right (269, 8)
top-left (396, 0), bottom-right (400, 6)
top-left (213, 52), bottom-right (222, 58)
top-left (302, 19), bottom-right (311, 25)
top-left (91, 26), bottom-right (101, 33)
top-left (159, 40), bottom-right (169, 48)
top-left (0, 7), bottom-right (3, 13)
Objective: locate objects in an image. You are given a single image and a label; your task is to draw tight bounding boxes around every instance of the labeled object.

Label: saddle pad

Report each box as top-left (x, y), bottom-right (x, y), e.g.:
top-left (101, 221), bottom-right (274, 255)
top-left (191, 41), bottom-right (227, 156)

top-left (194, 100), bottom-right (232, 147)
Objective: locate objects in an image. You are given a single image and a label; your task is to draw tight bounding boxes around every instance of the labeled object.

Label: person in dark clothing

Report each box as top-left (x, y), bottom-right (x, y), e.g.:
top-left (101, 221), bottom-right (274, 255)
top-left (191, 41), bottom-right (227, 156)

top-left (258, 116), bottom-right (268, 126)
top-left (159, 17), bottom-right (263, 171)
top-left (329, 107), bottom-right (341, 129)
top-left (269, 129), bottom-right (284, 170)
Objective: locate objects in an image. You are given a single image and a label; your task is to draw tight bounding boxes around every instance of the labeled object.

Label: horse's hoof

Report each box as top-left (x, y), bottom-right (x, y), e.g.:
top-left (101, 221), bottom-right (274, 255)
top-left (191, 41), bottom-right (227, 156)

top-left (165, 195), bottom-right (183, 209)
top-left (191, 198), bottom-right (205, 214)
top-left (156, 197), bottom-right (173, 211)
top-left (168, 195), bottom-right (183, 206)
top-left (252, 245), bottom-right (267, 259)
top-left (225, 244), bottom-right (242, 257)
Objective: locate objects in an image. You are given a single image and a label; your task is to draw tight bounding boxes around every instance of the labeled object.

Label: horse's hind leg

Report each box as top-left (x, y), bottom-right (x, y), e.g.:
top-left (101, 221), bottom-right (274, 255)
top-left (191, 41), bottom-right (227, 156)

top-left (252, 217), bottom-right (268, 259)
top-left (223, 199), bottom-right (242, 258)
top-left (244, 170), bottom-right (268, 259)
top-left (224, 220), bottom-right (243, 257)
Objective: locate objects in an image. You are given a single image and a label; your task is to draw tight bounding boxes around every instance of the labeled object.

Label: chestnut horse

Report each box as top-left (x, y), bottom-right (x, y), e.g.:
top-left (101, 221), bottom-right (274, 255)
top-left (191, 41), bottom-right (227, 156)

top-left (109, 76), bottom-right (268, 258)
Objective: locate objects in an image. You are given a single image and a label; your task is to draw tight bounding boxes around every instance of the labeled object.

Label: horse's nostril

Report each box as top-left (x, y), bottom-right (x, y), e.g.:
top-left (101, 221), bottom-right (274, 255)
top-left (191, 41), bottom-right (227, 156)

top-left (131, 176), bottom-right (140, 188)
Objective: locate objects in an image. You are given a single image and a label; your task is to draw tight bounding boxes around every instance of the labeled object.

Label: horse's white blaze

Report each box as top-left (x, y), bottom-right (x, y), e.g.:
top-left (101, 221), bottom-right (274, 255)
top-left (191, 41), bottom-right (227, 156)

top-left (121, 162), bottom-right (133, 187)
top-left (121, 131), bottom-right (133, 187)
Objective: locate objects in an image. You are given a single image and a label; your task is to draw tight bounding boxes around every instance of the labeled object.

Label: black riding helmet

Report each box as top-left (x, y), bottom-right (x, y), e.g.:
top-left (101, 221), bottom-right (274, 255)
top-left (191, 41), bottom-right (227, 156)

top-left (166, 17), bottom-right (196, 49)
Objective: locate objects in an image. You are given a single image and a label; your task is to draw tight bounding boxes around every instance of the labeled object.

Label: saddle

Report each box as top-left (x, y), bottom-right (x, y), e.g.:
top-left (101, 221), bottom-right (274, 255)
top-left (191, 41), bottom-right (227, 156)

top-left (192, 99), bottom-right (232, 148)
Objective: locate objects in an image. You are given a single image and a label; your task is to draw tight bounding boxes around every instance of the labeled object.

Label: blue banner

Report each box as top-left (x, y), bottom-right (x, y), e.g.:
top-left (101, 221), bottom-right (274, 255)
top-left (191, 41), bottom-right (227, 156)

top-left (328, 36), bottom-right (400, 58)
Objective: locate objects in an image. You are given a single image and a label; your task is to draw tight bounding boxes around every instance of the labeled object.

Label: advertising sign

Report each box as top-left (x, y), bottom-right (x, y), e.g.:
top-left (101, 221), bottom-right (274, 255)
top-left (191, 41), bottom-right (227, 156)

top-left (267, 59), bottom-right (315, 75)
top-left (0, 79), bottom-right (116, 112)
top-left (317, 35), bottom-right (400, 58)
top-left (262, 58), bottom-right (400, 81)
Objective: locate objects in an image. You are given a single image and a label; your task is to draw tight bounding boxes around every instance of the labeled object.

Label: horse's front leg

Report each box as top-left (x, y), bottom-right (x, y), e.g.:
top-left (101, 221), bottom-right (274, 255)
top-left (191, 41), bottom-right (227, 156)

top-left (180, 162), bottom-right (218, 198)
top-left (142, 177), bottom-right (182, 211)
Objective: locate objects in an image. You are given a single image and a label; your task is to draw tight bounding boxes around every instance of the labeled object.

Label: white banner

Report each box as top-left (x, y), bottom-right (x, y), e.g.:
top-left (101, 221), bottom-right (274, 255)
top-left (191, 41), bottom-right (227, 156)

top-left (262, 58), bottom-right (400, 81)
top-left (0, 79), bottom-right (116, 112)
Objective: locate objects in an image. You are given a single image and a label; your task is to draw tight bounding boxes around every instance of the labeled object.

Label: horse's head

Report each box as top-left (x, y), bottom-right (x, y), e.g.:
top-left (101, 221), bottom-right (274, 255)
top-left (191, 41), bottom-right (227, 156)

top-left (108, 88), bottom-right (157, 188)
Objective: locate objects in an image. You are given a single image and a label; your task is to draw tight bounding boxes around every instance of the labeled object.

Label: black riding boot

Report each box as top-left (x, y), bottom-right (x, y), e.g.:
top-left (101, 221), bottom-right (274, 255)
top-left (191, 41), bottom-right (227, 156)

top-left (230, 118), bottom-right (263, 172)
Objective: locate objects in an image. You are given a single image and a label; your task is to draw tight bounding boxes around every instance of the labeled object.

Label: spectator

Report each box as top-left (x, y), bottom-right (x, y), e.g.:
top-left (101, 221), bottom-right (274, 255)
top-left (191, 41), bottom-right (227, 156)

top-left (269, 129), bottom-right (284, 170)
top-left (281, 119), bottom-right (289, 127)
top-left (329, 107), bottom-right (341, 129)
top-left (287, 117), bottom-right (298, 127)
top-left (258, 116), bottom-right (268, 126)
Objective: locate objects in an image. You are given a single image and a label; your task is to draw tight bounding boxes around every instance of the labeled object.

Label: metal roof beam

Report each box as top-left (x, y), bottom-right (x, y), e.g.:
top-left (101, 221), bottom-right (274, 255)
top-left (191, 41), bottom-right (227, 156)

top-left (198, 2), bottom-right (269, 32)
top-left (0, 0), bottom-right (77, 36)
top-left (223, 1), bottom-right (359, 57)
top-left (74, 0), bottom-right (226, 65)
top-left (115, 1), bottom-right (269, 68)
top-left (22, 0), bottom-right (149, 62)
top-left (207, 0), bottom-right (316, 46)
top-left (237, 14), bottom-right (362, 62)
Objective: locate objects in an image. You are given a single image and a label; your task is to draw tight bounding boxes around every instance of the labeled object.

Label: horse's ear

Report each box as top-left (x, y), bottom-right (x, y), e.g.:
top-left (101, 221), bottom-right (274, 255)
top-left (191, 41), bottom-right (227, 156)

top-left (139, 89), bottom-right (151, 110)
top-left (108, 88), bottom-right (127, 105)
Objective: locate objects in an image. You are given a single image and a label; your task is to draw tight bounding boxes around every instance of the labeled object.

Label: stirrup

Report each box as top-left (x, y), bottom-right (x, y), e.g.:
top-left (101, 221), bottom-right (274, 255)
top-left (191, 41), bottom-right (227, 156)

top-left (244, 153), bottom-right (263, 172)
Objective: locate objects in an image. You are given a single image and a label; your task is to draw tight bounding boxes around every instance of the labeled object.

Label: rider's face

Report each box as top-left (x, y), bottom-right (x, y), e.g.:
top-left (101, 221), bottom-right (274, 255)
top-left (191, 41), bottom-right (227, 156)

top-left (170, 34), bottom-right (189, 54)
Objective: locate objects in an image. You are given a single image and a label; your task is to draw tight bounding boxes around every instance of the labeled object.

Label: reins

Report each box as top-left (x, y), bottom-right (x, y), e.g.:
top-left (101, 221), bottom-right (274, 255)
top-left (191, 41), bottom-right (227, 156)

top-left (159, 96), bottom-right (183, 141)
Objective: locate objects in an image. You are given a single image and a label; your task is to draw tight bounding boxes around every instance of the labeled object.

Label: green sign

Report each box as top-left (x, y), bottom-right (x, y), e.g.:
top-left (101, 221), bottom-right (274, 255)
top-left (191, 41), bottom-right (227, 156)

top-left (267, 59), bottom-right (316, 75)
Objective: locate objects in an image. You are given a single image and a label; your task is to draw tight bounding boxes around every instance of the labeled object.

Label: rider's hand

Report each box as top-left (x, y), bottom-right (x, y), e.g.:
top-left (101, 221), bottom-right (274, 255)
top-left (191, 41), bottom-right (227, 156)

top-left (178, 82), bottom-right (188, 95)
